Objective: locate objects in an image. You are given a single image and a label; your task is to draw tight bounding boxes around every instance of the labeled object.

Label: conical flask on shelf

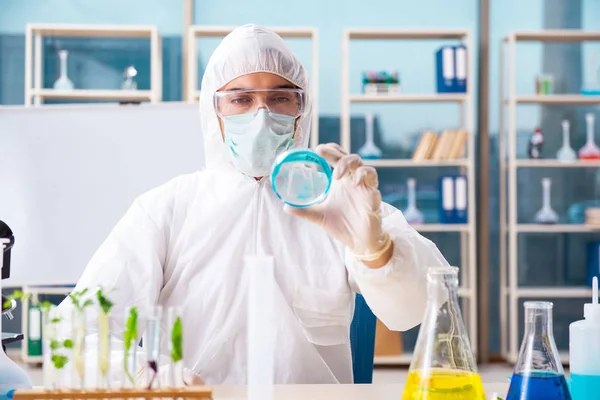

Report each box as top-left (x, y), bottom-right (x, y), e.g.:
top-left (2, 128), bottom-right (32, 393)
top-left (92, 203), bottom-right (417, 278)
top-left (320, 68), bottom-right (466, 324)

top-left (357, 113), bottom-right (382, 160)
top-left (403, 178), bottom-right (424, 225)
top-left (534, 178), bottom-right (559, 224)
top-left (506, 302), bottom-right (571, 400)
top-left (402, 266), bottom-right (485, 400)
top-left (579, 113), bottom-right (600, 160)
top-left (557, 120), bottom-right (576, 162)
top-left (53, 50), bottom-right (74, 91)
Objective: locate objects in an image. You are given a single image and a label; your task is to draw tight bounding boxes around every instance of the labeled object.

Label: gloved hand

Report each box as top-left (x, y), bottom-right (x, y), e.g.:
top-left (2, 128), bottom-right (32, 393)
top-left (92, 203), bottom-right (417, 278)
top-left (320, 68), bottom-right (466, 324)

top-left (284, 143), bottom-right (391, 262)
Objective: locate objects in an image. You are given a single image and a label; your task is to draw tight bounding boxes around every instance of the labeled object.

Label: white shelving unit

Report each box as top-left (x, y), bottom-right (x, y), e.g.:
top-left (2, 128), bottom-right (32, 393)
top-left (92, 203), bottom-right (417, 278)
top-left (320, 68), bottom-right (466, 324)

top-left (341, 28), bottom-right (476, 365)
top-left (24, 24), bottom-right (163, 106)
top-left (186, 26), bottom-right (320, 149)
top-left (499, 30), bottom-right (600, 364)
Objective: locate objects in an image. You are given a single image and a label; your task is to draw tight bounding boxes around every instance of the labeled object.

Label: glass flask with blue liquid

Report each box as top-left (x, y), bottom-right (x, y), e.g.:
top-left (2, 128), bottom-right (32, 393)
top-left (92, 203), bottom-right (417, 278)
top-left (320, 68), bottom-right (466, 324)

top-left (271, 149), bottom-right (332, 208)
top-left (506, 301), bottom-right (571, 400)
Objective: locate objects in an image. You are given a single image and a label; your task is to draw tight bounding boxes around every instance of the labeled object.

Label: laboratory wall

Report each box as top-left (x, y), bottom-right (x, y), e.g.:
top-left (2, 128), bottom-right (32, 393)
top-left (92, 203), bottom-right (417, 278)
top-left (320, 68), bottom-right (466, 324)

top-left (1, 0), bottom-right (599, 355)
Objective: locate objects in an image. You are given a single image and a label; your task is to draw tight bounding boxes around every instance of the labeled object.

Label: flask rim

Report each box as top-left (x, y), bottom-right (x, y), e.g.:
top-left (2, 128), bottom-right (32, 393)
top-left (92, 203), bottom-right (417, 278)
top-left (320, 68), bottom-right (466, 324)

top-left (523, 301), bottom-right (553, 310)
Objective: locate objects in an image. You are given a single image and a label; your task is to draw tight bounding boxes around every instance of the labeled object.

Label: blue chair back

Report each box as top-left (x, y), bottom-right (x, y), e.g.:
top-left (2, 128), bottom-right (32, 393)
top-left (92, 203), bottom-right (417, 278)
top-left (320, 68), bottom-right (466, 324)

top-left (349, 294), bottom-right (376, 383)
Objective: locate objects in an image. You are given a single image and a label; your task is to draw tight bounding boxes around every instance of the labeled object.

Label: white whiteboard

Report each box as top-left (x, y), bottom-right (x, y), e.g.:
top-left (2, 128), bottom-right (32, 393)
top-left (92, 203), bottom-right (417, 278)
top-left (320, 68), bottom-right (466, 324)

top-left (0, 102), bottom-right (205, 286)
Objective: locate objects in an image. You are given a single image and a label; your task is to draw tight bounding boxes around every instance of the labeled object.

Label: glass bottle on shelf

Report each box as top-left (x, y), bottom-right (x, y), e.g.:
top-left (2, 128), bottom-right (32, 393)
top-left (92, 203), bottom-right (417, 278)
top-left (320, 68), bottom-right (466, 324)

top-left (506, 302), bottom-right (571, 400)
top-left (121, 66), bottom-right (138, 90)
top-left (53, 50), bottom-right (75, 91)
top-left (357, 113), bottom-right (382, 160)
top-left (579, 113), bottom-right (600, 160)
top-left (528, 127), bottom-right (543, 159)
top-left (403, 178), bottom-right (424, 225)
top-left (402, 266), bottom-right (486, 400)
top-left (556, 120), bottom-right (576, 162)
top-left (534, 178), bottom-right (559, 224)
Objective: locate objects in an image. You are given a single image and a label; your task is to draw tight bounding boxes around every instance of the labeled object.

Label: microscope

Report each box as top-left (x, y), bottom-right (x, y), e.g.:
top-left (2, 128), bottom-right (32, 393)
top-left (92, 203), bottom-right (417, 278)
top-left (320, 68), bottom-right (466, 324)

top-left (0, 220), bottom-right (17, 320)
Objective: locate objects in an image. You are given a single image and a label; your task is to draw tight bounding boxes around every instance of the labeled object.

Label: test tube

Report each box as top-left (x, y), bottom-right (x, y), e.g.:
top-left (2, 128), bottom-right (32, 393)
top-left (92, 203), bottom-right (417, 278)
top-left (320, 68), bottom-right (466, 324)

top-left (144, 306), bottom-right (162, 389)
top-left (71, 308), bottom-right (86, 388)
top-left (122, 306), bottom-right (139, 388)
top-left (42, 306), bottom-right (62, 389)
top-left (97, 308), bottom-right (111, 388)
top-left (167, 306), bottom-right (184, 388)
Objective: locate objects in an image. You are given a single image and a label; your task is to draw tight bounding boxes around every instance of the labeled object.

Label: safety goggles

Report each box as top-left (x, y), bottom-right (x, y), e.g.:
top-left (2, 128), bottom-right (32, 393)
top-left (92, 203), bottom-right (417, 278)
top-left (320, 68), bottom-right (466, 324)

top-left (214, 88), bottom-right (306, 119)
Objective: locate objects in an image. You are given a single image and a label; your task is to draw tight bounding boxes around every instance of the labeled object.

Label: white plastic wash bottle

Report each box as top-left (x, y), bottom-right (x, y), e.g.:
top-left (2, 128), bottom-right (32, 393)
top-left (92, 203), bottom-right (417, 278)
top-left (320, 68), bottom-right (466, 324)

top-left (570, 276), bottom-right (600, 400)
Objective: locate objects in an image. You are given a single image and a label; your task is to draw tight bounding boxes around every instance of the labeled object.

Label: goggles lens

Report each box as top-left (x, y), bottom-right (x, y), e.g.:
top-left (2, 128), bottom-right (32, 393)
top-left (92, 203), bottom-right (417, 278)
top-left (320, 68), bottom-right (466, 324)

top-left (214, 88), bottom-right (305, 118)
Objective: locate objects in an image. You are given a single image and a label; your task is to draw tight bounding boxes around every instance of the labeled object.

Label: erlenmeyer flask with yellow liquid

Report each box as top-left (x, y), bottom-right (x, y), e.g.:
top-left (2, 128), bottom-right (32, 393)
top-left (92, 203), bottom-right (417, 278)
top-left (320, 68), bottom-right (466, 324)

top-left (402, 266), bottom-right (486, 400)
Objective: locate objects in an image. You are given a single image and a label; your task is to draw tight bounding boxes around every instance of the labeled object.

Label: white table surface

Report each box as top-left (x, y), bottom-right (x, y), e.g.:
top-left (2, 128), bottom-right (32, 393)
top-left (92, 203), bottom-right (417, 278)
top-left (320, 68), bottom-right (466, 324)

top-left (211, 383), bottom-right (510, 399)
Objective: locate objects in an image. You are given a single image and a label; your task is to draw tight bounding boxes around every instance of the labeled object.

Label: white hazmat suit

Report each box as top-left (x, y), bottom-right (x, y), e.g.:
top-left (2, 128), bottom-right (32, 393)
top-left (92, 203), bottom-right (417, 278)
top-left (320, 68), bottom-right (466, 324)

top-left (57, 24), bottom-right (448, 385)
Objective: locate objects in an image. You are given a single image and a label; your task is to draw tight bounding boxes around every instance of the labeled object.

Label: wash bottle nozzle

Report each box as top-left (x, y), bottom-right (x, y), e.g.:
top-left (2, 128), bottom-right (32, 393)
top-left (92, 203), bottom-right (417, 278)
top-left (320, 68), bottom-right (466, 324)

top-left (584, 277), bottom-right (600, 320)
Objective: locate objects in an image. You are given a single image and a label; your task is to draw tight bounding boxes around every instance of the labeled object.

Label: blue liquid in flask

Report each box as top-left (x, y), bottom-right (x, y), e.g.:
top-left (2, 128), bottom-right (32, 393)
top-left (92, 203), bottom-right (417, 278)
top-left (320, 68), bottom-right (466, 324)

top-left (507, 372), bottom-right (571, 400)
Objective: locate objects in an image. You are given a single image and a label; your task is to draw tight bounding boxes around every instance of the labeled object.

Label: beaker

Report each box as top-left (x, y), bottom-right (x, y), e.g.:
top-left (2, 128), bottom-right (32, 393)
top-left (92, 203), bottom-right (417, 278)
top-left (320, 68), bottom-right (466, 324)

top-left (402, 266), bottom-right (485, 400)
top-left (270, 149), bottom-right (332, 208)
top-left (506, 302), bottom-right (571, 400)
top-left (144, 305), bottom-right (162, 389)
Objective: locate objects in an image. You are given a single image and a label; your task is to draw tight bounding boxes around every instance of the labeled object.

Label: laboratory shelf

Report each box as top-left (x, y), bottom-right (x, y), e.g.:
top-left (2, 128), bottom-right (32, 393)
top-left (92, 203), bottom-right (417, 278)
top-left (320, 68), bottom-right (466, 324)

top-left (349, 94), bottom-right (467, 103)
top-left (513, 286), bottom-right (591, 298)
top-left (513, 159), bottom-right (600, 168)
top-left (186, 25), bottom-right (319, 149)
top-left (346, 28), bottom-right (469, 40)
top-left (30, 89), bottom-right (153, 102)
top-left (511, 30), bottom-right (600, 42)
top-left (411, 224), bottom-right (470, 233)
top-left (499, 29), bottom-right (600, 365)
top-left (24, 24), bottom-right (162, 106)
top-left (509, 95), bottom-right (600, 105)
top-left (342, 28), bottom-right (477, 366)
top-left (515, 224), bottom-right (600, 233)
top-left (364, 159), bottom-right (468, 168)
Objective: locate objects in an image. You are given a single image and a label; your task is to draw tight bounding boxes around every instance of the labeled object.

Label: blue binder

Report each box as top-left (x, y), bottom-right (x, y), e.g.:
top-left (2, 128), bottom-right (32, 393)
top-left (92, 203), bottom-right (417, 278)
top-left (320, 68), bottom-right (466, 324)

top-left (435, 45), bottom-right (468, 93)
top-left (438, 175), bottom-right (468, 224)
top-left (436, 46), bottom-right (455, 93)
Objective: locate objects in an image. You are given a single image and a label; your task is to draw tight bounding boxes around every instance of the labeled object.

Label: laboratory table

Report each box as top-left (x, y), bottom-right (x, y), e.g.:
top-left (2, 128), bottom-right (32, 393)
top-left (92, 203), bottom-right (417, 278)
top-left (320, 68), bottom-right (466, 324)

top-left (210, 383), bottom-right (510, 399)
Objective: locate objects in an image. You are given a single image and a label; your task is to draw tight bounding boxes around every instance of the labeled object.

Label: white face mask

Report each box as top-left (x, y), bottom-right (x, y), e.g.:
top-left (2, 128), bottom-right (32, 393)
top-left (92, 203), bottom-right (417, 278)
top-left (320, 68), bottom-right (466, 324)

top-left (223, 109), bottom-right (295, 177)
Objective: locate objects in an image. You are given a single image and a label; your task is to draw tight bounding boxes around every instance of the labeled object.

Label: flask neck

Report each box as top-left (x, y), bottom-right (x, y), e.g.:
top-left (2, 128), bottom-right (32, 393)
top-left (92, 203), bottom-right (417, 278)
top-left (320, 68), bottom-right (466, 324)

top-left (524, 303), bottom-right (553, 338)
top-left (59, 51), bottom-right (69, 79)
top-left (407, 179), bottom-right (417, 209)
top-left (542, 180), bottom-right (552, 209)
top-left (587, 117), bottom-right (596, 145)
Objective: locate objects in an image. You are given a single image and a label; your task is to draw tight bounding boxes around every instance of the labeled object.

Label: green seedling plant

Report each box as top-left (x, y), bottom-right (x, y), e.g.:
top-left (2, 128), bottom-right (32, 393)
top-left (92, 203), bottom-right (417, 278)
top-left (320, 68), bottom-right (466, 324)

top-left (3, 290), bottom-right (31, 310)
top-left (96, 287), bottom-right (114, 384)
top-left (123, 306), bottom-right (138, 386)
top-left (170, 316), bottom-right (183, 363)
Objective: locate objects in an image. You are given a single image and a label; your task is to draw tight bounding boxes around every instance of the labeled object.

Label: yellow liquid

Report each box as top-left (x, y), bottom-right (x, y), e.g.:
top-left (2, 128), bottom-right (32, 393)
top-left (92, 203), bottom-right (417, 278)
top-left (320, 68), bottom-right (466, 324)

top-left (402, 369), bottom-right (486, 400)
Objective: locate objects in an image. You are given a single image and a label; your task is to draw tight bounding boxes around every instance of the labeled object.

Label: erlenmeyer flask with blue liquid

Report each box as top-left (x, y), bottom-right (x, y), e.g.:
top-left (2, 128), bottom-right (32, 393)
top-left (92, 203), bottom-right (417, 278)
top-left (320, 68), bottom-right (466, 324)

top-left (506, 301), bottom-right (571, 400)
